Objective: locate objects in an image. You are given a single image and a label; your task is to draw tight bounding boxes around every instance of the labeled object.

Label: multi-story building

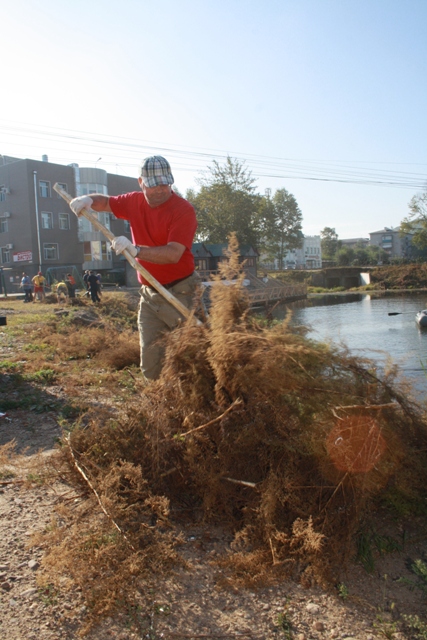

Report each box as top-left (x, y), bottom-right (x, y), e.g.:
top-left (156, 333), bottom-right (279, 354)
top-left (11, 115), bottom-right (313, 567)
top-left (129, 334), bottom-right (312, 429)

top-left (260, 235), bottom-right (322, 270)
top-left (369, 227), bottom-right (414, 259)
top-left (285, 235), bottom-right (322, 269)
top-left (340, 237), bottom-right (369, 249)
top-left (0, 154), bottom-right (138, 292)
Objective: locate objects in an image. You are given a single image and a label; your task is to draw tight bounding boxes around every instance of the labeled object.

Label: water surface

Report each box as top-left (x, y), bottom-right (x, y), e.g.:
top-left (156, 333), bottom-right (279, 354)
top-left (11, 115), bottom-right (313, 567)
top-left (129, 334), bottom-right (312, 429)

top-left (272, 291), bottom-right (427, 399)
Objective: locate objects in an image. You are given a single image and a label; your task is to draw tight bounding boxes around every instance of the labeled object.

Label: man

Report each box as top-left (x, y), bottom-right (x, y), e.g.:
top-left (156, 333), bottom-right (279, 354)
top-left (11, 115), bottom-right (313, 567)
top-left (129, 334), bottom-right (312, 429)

top-left (55, 279), bottom-right (68, 303)
top-left (83, 270), bottom-right (90, 297)
top-left (65, 273), bottom-right (76, 298)
top-left (32, 271), bottom-right (46, 301)
top-left (70, 156), bottom-right (198, 380)
top-left (21, 273), bottom-right (33, 303)
top-left (87, 271), bottom-right (101, 304)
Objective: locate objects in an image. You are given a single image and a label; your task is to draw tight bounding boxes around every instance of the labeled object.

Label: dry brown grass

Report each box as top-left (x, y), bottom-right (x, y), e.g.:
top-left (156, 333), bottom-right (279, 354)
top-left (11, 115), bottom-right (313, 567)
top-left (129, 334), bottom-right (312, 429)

top-left (28, 237), bottom-right (427, 632)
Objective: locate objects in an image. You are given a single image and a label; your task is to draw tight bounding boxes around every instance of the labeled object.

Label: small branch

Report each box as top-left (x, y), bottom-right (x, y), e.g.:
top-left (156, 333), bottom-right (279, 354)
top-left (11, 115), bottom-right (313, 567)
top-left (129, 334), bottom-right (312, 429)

top-left (334, 402), bottom-right (399, 411)
top-left (222, 477), bottom-right (257, 488)
top-left (66, 435), bottom-right (137, 551)
top-left (268, 535), bottom-right (278, 565)
top-left (181, 398), bottom-right (243, 437)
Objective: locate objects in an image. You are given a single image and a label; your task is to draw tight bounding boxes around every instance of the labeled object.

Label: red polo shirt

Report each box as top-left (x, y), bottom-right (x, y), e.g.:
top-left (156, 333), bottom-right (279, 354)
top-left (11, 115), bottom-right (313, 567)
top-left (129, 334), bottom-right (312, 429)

top-left (109, 191), bottom-right (197, 286)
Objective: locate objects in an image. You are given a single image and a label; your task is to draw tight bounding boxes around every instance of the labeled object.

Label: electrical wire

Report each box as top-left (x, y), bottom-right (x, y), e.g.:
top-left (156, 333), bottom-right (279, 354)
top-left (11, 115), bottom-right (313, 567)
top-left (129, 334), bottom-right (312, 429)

top-left (0, 120), bottom-right (426, 191)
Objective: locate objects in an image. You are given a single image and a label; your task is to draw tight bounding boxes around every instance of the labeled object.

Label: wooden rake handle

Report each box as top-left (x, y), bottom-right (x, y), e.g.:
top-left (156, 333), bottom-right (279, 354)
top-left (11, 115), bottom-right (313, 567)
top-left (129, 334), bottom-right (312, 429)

top-left (53, 183), bottom-right (200, 324)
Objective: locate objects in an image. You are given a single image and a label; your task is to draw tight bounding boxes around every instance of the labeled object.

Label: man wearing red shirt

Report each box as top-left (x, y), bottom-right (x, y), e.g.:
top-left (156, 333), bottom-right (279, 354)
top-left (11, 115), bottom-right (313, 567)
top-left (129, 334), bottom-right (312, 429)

top-left (70, 156), bottom-right (199, 380)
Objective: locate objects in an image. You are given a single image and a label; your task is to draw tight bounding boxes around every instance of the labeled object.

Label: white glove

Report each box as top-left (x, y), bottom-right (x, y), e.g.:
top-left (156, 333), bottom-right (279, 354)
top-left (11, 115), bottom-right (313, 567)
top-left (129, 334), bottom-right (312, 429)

top-left (111, 236), bottom-right (138, 257)
top-left (70, 196), bottom-right (93, 215)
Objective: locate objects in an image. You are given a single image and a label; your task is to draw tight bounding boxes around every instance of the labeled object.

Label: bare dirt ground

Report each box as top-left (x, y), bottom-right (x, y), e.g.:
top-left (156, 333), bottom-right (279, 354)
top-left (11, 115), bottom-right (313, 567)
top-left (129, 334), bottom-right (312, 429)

top-left (0, 301), bottom-right (426, 639)
top-left (1, 413), bottom-right (427, 640)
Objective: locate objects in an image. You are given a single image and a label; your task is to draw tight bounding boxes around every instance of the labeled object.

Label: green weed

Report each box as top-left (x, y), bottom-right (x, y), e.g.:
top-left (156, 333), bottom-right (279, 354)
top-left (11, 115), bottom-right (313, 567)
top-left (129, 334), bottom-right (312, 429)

top-left (38, 584), bottom-right (59, 607)
top-left (382, 488), bottom-right (427, 518)
top-left (23, 343), bottom-right (53, 353)
top-left (403, 615), bottom-right (427, 640)
top-left (336, 582), bottom-right (349, 600)
top-left (356, 529), bottom-right (401, 573)
top-left (26, 472), bottom-right (46, 485)
top-left (0, 360), bottom-right (22, 372)
top-left (24, 368), bottom-right (56, 384)
top-left (277, 611), bottom-right (293, 640)
top-left (398, 559), bottom-right (427, 594)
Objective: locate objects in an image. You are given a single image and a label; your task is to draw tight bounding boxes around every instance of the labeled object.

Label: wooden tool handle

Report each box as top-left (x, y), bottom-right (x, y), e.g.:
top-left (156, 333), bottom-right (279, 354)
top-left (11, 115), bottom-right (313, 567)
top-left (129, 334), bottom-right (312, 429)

top-left (53, 183), bottom-right (199, 323)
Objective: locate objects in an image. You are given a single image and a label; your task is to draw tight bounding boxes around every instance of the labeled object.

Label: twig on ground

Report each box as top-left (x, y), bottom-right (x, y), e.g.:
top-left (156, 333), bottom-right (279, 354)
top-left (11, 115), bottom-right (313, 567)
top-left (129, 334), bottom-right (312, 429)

top-left (65, 434), bottom-right (138, 550)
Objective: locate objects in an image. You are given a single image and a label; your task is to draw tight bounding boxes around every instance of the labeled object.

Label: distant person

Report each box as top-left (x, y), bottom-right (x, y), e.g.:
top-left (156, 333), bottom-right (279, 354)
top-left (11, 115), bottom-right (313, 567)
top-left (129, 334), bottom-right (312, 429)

top-left (96, 273), bottom-right (102, 299)
top-left (20, 273), bottom-right (33, 303)
top-left (56, 280), bottom-right (69, 303)
top-left (66, 273), bottom-right (76, 298)
top-left (83, 270), bottom-right (90, 297)
top-left (87, 271), bottom-right (101, 303)
top-left (32, 271), bottom-right (46, 301)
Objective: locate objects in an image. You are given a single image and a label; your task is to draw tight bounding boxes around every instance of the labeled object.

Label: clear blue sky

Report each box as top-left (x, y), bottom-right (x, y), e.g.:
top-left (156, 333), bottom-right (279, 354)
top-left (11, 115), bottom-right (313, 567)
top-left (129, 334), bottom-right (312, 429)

top-left (1, 0), bottom-right (426, 239)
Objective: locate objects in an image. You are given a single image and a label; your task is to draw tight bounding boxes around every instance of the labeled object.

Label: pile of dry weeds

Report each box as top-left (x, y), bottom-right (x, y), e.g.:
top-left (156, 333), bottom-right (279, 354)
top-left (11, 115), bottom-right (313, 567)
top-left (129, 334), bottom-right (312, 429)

top-left (37, 238), bottom-right (427, 629)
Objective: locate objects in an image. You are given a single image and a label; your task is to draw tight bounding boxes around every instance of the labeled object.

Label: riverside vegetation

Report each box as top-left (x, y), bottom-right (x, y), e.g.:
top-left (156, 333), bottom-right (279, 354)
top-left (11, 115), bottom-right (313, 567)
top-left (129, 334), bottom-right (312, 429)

top-left (272, 263), bottom-right (427, 293)
top-left (1, 250), bottom-right (427, 639)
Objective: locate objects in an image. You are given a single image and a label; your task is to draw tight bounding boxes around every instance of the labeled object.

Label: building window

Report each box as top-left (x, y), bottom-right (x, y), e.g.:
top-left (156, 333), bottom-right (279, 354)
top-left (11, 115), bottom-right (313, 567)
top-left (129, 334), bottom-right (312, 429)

top-left (39, 180), bottom-right (50, 198)
top-left (98, 212), bottom-right (111, 231)
top-left (79, 211), bottom-right (111, 233)
top-left (0, 192), bottom-right (5, 203)
top-left (0, 219), bottom-right (8, 233)
top-left (196, 259), bottom-right (208, 271)
top-left (59, 213), bottom-right (70, 230)
top-left (84, 240), bottom-right (112, 262)
top-left (41, 212), bottom-right (53, 229)
top-left (1, 248), bottom-right (10, 263)
top-left (56, 183), bottom-right (67, 196)
top-left (80, 183), bottom-right (108, 196)
top-left (43, 243), bottom-right (58, 260)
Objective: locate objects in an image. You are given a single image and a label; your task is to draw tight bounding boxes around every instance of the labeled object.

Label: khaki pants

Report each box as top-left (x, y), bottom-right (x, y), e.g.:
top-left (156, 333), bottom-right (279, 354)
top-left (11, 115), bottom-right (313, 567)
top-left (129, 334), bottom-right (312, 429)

top-left (138, 272), bottom-right (199, 380)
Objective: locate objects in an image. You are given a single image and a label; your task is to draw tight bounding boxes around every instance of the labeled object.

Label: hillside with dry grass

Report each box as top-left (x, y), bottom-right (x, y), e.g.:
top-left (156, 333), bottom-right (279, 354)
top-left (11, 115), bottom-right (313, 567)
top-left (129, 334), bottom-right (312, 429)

top-left (1, 245), bottom-right (427, 638)
top-left (272, 263), bottom-right (427, 291)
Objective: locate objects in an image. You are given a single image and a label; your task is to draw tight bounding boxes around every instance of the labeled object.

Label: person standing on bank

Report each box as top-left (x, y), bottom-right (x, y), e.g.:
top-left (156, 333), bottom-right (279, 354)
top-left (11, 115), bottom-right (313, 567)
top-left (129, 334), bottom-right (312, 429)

top-left (32, 271), bottom-right (46, 301)
top-left (70, 156), bottom-right (198, 381)
top-left (21, 273), bottom-right (33, 303)
top-left (87, 271), bottom-right (101, 304)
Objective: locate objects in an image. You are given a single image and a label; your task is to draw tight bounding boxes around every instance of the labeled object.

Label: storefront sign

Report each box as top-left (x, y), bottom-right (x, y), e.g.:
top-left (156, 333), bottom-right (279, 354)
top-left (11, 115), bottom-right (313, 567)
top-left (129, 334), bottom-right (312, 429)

top-left (13, 251), bottom-right (32, 262)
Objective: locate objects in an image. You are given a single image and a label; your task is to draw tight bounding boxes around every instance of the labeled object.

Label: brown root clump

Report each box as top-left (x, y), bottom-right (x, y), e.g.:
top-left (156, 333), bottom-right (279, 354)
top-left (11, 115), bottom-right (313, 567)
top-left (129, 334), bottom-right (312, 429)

top-left (41, 236), bottom-right (427, 629)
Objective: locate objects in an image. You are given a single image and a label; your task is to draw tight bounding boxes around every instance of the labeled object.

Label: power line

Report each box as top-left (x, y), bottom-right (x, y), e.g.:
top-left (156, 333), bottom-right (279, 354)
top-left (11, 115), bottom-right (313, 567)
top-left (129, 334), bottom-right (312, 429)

top-left (0, 120), bottom-right (426, 191)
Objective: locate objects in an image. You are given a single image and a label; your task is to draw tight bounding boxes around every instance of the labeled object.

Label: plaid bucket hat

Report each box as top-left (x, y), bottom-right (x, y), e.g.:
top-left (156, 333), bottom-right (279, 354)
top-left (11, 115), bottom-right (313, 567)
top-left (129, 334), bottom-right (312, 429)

top-left (140, 156), bottom-right (174, 188)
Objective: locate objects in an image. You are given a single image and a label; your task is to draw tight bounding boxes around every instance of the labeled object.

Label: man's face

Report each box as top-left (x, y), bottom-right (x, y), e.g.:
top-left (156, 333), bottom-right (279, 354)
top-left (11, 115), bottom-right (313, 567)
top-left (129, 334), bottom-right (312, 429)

top-left (139, 178), bottom-right (172, 207)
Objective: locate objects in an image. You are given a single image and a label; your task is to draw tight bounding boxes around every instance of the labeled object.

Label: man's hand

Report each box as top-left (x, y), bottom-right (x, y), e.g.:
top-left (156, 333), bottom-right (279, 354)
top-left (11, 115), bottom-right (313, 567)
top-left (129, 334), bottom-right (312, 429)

top-left (70, 196), bottom-right (93, 215)
top-left (111, 236), bottom-right (138, 257)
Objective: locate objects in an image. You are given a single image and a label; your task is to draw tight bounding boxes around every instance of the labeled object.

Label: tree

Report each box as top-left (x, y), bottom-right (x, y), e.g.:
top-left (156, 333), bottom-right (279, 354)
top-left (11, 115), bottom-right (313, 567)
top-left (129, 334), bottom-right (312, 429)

top-left (186, 157), bottom-right (261, 246)
top-left (320, 227), bottom-right (341, 260)
top-left (261, 188), bottom-right (303, 270)
top-left (400, 191), bottom-right (427, 249)
top-left (335, 246), bottom-right (354, 266)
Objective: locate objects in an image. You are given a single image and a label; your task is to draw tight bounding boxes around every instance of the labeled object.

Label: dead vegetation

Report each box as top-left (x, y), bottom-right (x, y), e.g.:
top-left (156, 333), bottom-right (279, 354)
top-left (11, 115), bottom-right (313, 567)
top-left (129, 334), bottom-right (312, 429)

top-left (3, 238), bottom-right (427, 634)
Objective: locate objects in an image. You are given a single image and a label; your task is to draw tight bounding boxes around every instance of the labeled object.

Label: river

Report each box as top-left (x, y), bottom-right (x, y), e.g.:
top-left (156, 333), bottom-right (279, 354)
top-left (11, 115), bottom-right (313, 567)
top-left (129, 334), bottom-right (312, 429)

top-left (271, 291), bottom-right (427, 400)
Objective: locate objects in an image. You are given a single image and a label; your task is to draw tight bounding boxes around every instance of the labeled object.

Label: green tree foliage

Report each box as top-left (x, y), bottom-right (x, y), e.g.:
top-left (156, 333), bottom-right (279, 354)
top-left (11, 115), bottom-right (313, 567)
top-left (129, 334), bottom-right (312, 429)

top-left (320, 227), bottom-right (341, 259)
top-left (336, 246), bottom-right (355, 266)
top-left (187, 157), bottom-right (261, 246)
top-left (261, 188), bottom-right (303, 269)
top-left (335, 244), bottom-right (390, 266)
top-left (400, 191), bottom-right (427, 249)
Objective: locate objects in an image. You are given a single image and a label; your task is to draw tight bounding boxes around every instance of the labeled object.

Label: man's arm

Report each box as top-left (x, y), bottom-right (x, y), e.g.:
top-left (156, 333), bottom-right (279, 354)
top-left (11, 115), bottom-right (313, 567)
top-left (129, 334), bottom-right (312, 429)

top-left (135, 242), bottom-right (185, 264)
top-left (111, 236), bottom-right (186, 263)
top-left (89, 195), bottom-right (112, 212)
